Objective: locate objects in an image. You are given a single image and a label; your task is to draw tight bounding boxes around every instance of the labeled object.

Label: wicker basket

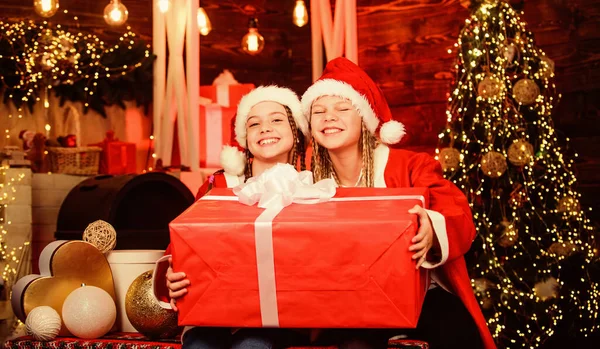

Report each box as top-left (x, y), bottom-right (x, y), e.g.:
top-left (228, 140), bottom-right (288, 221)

top-left (47, 146), bottom-right (102, 175)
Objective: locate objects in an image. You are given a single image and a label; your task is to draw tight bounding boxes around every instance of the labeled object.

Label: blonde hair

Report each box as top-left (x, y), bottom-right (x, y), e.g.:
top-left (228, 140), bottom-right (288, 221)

top-left (311, 122), bottom-right (377, 187)
top-left (244, 105), bottom-right (306, 179)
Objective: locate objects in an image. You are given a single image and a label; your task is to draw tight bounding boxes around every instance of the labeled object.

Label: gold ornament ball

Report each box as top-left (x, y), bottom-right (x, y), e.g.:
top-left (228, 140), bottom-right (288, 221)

top-left (473, 278), bottom-right (494, 293)
top-left (477, 75), bottom-right (503, 100)
top-left (495, 220), bottom-right (518, 248)
top-left (125, 271), bottom-right (181, 339)
top-left (481, 151), bottom-right (507, 178)
top-left (557, 195), bottom-right (580, 213)
top-left (549, 242), bottom-right (577, 257)
top-left (83, 220), bottom-right (117, 253)
top-left (539, 55), bottom-right (555, 79)
top-left (513, 78), bottom-right (540, 105)
top-left (534, 277), bottom-right (559, 301)
top-left (508, 140), bottom-right (534, 166)
top-left (438, 147), bottom-right (461, 171)
top-left (502, 43), bottom-right (518, 66)
top-left (480, 296), bottom-right (494, 310)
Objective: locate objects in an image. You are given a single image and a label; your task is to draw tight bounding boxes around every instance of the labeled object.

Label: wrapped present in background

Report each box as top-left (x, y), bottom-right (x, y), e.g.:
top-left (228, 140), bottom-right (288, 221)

top-left (200, 70), bottom-right (254, 108)
top-left (90, 131), bottom-right (136, 175)
top-left (199, 103), bottom-right (237, 168)
top-left (169, 185), bottom-right (431, 329)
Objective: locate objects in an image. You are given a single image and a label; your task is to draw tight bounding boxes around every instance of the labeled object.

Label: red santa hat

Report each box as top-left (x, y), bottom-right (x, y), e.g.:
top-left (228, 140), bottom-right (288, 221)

top-left (301, 57), bottom-right (405, 144)
top-left (220, 85), bottom-right (309, 176)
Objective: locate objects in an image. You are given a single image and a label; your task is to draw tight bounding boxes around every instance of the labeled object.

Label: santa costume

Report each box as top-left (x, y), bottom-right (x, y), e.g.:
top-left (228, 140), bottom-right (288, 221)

top-left (302, 57), bottom-right (496, 349)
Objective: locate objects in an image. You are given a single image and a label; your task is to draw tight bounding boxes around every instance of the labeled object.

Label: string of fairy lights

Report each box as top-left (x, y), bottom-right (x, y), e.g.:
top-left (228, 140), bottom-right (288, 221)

top-left (0, 166), bottom-right (29, 283)
top-left (435, 1), bottom-right (599, 347)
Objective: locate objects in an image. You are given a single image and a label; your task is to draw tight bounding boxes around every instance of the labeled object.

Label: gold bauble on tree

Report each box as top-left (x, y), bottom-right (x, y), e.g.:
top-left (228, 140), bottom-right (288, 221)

top-left (438, 147), bottom-right (461, 171)
top-left (549, 241), bottom-right (577, 257)
top-left (125, 271), bottom-right (181, 339)
top-left (539, 55), bottom-right (555, 79)
top-left (481, 151), bottom-right (507, 178)
top-left (534, 277), bottom-right (559, 301)
top-left (477, 75), bottom-right (503, 100)
top-left (493, 220), bottom-right (518, 248)
top-left (507, 139), bottom-right (534, 166)
top-left (513, 78), bottom-right (540, 105)
top-left (557, 195), bottom-right (580, 214)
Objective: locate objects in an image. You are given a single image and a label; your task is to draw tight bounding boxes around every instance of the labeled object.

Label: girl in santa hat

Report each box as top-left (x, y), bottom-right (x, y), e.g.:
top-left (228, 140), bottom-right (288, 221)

top-left (157, 85), bottom-right (312, 349)
top-left (301, 57), bottom-right (496, 349)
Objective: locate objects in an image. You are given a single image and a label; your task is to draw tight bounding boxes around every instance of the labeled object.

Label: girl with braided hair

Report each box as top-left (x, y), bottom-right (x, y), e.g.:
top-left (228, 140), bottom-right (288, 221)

top-left (301, 58), bottom-right (495, 349)
top-left (155, 86), bottom-right (311, 349)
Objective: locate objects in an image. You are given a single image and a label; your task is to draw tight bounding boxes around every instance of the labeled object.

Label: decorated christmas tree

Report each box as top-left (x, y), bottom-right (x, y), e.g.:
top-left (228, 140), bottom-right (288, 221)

top-left (436, 1), bottom-right (599, 347)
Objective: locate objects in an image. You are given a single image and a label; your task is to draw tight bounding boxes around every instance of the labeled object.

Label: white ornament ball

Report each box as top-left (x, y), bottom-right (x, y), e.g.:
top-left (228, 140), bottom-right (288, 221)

top-left (513, 78), bottom-right (540, 105)
top-left (25, 306), bottom-right (61, 341)
top-left (534, 277), bottom-right (559, 301)
top-left (62, 285), bottom-right (116, 339)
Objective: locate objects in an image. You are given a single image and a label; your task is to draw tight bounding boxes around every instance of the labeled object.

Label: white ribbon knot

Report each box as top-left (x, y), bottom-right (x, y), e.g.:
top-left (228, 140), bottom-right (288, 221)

top-left (233, 163), bottom-right (337, 210)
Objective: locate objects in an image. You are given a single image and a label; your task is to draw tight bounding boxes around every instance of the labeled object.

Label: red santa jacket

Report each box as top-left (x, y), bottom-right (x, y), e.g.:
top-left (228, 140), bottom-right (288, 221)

top-left (374, 144), bottom-right (496, 349)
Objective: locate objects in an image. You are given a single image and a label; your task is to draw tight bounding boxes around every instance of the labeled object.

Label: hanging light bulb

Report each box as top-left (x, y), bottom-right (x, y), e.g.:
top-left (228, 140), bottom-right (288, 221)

top-left (293, 0), bottom-right (308, 27)
top-left (33, 0), bottom-right (60, 18)
top-left (157, 0), bottom-right (169, 13)
top-left (241, 17), bottom-right (265, 55)
top-left (104, 0), bottom-right (129, 27)
top-left (197, 7), bottom-right (212, 36)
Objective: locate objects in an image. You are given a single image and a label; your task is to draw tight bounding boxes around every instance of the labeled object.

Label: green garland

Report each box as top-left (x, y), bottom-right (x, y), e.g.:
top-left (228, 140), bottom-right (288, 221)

top-left (0, 20), bottom-right (155, 117)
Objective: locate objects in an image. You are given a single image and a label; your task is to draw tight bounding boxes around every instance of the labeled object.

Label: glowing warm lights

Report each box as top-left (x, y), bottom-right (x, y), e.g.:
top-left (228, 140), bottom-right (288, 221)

top-left (241, 18), bottom-right (264, 55)
top-left (293, 0), bottom-right (309, 27)
top-left (437, 1), bottom-right (599, 347)
top-left (33, 0), bottom-right (59, 18)
top-left (104, 0), bottom-right (129, 27)
top-left (197, 7), bottom-right (212, 36)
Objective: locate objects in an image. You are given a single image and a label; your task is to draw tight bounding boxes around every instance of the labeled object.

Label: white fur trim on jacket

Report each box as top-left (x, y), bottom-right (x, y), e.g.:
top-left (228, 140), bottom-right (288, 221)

top-left (301, 79), bottom-right (380, 135)
top-left (235, 86), bottom-right (308, 148)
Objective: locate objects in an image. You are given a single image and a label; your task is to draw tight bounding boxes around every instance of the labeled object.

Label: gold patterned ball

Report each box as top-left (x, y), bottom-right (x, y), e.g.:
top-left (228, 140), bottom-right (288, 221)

top-left (539, 55), bottom-right (555, 79)
top-left (557, 195), bottom-right (580, 214)
top-left (502, 43), bottom-right (519, 67)
top-left (480, 151), bottom-right (507, 178)
top-left (477, 75), bottom-right (503, 100)
top-left (481, 296), bottom-right (494, 310)
top-left (438, 147), bottom-right (461, 171)
top-left (494, 220), bottom-right (518, 248)
top-left (125, 271), bottom-right (181, 339)
top-left (513, 78), bottom-right (540, 105)
top-left (549, 241), bottom-right (577, 257)
top-left (473, 278), bottom-right (494, 293)
top-left (534, 277), bottom-right (559, 301)
top-left (507, 139), bottom-right (534, 166)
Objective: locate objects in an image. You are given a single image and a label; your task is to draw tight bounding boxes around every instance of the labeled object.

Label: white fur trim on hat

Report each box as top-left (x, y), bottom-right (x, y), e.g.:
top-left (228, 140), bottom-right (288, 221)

top-left (379, 120), bottom-right (405, 145)
top-left (301, 79), bottom-right (379, 135)
top-left (220, 145), bottom-right (246, 176)
top-left (235, 86), bottom-right (308, 148)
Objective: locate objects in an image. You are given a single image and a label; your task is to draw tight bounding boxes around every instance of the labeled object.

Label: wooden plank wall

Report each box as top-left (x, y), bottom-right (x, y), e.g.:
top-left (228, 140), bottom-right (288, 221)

top-left (1, 0), bottom-right (599, 221)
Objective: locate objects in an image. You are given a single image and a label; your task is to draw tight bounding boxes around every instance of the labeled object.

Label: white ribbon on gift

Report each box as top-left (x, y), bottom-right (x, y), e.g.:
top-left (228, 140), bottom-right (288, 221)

top-left (232, 164), bottom-right (336, 327)
top-left (203, 105), bottom-right (224, 166)
top-left (213, 70), bottom-right (239, 107)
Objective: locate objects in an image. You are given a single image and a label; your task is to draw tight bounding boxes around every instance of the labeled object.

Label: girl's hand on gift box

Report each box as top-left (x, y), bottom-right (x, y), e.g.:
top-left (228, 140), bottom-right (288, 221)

top-left (407, 205), bottom-right (438, 269)
top-left (166, 256), bottom-right (191, 312)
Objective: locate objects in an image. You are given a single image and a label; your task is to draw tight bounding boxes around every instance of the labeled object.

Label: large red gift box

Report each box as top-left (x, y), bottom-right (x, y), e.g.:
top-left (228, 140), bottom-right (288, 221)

top-left (200, 84), bottom-right (254, 108)
top-left (170, 187), bottom-right (430, 328)
top-left (199, 105), bottom-right (236, 167)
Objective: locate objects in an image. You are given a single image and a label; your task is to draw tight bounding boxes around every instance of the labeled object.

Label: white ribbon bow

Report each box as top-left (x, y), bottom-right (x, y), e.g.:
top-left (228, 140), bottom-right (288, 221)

top-left (233, 163), bottom-right (337, 210)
